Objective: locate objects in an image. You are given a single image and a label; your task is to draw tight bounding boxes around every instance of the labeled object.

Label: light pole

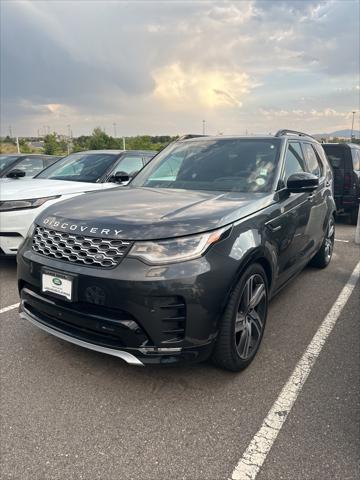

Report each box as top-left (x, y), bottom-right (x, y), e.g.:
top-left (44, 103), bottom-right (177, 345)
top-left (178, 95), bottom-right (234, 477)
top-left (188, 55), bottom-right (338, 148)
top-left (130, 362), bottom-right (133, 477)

top-left (67, 124), bottom-right (71, 155)
top-left (202, 120), bottom-right (206, 135)
top-left (350, 111), bottom-right (356, 140)
top-left (113, 123), bottom-right (117, 138)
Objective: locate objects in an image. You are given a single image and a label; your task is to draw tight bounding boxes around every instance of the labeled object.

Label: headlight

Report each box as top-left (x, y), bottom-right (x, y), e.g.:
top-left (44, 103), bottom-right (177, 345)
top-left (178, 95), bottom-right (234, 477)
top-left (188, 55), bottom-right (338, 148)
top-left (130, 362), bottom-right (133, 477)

top-left (0, 196), bottom-right (60, 212)
top-left (128, 226), bottom-right (231, 265)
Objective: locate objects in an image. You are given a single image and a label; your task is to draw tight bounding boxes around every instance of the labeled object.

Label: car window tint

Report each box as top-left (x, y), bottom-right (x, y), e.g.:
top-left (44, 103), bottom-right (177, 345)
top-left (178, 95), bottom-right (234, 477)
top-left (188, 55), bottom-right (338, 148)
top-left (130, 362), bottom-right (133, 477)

top-left (302, 143), bottom-right (322, 177)
top-left (112, 156), bottom-right (144, 175)
top-left (132, 139), bottom-right (281, 193)
top-left (283, 142), bottom-right (306, 180)
top-left (0, 155), bottom-right (18, 172)
top-left (323, 147), bottom-right (345, 169)
top-left (11, 157), bottom-right (44, 176)
top-left (44, 157), bottom-right (59, 166)
top-left (351, 149), bottom-right (360, 170)
top-left (37, 153), bottom-right (118, 182)
top-left (148, 154), bottom-right (182, 181)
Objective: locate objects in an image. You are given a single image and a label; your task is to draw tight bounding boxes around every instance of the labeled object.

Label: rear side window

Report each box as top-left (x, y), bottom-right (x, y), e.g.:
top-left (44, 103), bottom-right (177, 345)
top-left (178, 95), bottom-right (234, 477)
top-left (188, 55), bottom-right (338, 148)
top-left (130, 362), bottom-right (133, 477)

top-left (302, 143), bottom-right (322, 177)
top-left (322, 145), bottom-right (345, 170)
top-left (351, 149), bottom-right (360, 170)
top-left (283, 142), bottom-right (306, 180)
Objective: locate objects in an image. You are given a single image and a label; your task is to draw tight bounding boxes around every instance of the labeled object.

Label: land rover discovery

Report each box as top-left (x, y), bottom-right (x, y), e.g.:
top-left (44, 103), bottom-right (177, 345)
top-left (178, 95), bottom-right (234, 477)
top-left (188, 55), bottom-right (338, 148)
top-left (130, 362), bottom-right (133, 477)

top-left (17, 130), bottom-right (336, 371)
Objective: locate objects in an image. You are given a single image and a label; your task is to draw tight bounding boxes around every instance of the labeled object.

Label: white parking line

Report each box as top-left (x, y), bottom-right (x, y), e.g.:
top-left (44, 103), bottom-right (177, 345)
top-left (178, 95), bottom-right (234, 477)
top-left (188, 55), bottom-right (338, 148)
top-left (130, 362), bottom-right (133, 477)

top-left (0, 303), bottom-right (19, 314)
top-left (335, 238), bottom-right (349, 243)
top-left (230, 260), bottom-right (360, 480)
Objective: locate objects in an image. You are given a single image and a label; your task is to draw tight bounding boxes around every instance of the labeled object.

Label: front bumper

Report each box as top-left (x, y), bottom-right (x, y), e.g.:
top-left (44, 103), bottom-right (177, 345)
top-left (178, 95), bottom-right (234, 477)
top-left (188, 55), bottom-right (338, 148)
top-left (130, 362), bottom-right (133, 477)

top-left (20, 307), bottom-right (144, 365)
top-left (0, 195), bottom-right (79, 255)
top-left (17, 239), bottom-right (237, 365)
top-left (0, 234), bottom-right (23, 255)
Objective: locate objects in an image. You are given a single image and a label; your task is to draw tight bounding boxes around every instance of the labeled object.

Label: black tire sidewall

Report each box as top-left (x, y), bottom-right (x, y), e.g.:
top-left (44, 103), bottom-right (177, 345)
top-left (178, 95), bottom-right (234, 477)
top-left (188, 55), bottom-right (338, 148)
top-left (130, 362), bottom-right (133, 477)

top-left (213, 263), bottom-right (269, 371)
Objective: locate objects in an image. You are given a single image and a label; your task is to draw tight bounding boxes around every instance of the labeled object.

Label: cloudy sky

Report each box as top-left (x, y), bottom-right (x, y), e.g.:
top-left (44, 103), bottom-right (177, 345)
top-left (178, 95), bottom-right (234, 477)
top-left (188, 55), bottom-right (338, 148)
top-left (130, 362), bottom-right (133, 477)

top-left (1, 0), bottom-right (359, 137)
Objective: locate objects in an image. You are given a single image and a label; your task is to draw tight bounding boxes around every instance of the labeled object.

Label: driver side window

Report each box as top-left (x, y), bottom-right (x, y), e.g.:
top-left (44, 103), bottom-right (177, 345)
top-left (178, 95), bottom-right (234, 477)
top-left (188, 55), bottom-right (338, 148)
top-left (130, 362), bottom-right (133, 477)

top-left (12, 157), bottom-right (44, 176)
top-left (283, 142), bottom-right (306, 181)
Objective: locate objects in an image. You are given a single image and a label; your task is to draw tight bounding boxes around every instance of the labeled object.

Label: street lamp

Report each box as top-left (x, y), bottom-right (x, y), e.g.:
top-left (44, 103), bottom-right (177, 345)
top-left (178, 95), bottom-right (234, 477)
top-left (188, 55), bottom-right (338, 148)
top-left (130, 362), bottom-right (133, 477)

top-left (67, 124), bottom-right (71, 155)
top-left (202, 120), bottom-right (206, 135)
top-left (350, 111), bottom-right (356, 140)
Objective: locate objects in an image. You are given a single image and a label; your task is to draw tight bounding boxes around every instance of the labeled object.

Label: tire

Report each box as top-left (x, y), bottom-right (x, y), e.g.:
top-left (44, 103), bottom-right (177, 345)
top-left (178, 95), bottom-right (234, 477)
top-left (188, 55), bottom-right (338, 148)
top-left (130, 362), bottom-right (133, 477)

top-left (310, 214), bottom-right (335, 269)
top-left (349, 207), bottom-right (359, 226)
top-left (212, 263), bottom-right (268, 372)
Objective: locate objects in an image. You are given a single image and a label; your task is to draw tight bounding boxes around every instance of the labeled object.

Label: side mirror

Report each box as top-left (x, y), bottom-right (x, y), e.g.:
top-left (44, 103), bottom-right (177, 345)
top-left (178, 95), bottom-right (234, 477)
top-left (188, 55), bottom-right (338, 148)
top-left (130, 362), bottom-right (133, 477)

top-left (7, 169), bottom-right (26, 179)
top-left (286, 172), bottom-right (318, 193)
top-left (109, 171), bottom-right (130, 183)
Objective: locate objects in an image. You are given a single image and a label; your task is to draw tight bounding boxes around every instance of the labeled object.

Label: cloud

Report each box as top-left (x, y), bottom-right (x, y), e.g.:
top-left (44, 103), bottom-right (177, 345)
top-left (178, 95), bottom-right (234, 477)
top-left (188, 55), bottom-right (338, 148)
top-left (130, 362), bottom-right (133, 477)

top-left (0, 0), bottom-right (358, 136)
top-left (153, 64), bottom-right (258, 109)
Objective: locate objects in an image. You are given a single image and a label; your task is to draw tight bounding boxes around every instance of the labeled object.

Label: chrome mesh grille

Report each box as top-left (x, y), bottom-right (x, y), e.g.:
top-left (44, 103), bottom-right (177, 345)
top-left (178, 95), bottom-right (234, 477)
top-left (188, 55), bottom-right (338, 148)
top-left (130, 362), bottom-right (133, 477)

top-left (32, 226), bottom-right (132, 268)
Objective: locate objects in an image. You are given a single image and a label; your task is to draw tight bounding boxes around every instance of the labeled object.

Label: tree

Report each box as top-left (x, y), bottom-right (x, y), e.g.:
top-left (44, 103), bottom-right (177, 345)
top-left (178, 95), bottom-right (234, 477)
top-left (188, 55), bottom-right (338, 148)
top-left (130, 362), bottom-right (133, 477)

top-left (43, 133), bottom-right (67, 155)
top-left (88, 127), bottom-right (116, 150)
top-left (18, 138), bottom-right (32, 153)
top-left (72, 135), bottom-right (91, 152)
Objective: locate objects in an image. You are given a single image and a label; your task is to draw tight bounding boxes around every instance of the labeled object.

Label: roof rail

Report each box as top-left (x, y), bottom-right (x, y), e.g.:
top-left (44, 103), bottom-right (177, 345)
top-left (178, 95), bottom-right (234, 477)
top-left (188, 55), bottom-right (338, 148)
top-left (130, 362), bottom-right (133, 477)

top-left (275, 129), bottom-right (316, 140)
top-left (176, 134), bottom-right (209, 141)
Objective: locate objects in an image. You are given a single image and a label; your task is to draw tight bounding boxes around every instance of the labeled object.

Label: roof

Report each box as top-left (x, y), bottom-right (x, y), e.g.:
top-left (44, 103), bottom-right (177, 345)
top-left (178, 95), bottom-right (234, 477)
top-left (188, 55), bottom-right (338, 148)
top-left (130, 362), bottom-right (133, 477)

top-left (0, 153), bottom-right (58, 157)
top-left (76, 150), bottom-right (157, 155)
top-left (179, 135), bottom-right (282, 143)
top-left (179, 131), bottom-right (319, 143)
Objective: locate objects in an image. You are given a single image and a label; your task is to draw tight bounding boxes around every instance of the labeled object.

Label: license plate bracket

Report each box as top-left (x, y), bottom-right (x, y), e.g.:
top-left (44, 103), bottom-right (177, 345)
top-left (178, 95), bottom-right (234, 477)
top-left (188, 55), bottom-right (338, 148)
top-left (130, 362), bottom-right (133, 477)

top-left (41, 269), bottom-right (77, 302)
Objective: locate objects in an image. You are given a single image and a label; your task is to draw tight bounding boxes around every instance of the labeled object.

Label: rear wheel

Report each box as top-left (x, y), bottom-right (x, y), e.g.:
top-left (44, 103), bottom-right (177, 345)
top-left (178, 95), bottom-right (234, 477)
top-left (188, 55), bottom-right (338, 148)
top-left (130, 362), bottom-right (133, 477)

top-left (310, 214), bottom-right (335, 268)
top-left (212, 263), bottom-right (268, 372)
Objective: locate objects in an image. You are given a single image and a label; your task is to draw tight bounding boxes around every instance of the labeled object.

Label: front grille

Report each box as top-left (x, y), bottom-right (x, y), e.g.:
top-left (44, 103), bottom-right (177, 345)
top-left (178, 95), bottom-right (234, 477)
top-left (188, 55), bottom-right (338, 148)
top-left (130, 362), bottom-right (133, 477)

top-left (32, 226), bottom-right (133, 268)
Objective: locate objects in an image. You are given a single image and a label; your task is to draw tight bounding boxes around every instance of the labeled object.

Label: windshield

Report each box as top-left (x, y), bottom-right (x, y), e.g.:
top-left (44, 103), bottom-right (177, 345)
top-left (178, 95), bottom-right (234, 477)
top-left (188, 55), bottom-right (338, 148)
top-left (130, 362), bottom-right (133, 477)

top-left (0, 155), bottom-right (19, 173)
top-left (36, 152), bottom-right (119, 182)
top-left (131, 138), bottom-right (281, 192)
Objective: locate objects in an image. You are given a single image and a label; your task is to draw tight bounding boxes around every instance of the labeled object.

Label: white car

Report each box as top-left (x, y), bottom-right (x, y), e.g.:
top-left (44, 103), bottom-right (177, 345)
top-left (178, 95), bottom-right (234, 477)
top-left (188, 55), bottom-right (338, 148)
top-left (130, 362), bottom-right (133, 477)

top-left (0, 149), bottom-right (156, 255)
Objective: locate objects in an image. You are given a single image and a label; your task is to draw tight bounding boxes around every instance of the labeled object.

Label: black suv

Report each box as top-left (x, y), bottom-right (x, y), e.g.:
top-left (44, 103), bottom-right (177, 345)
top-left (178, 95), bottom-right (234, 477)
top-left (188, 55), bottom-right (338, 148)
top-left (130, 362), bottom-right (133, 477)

top-left (322, 143), bottom-right (360, 224)
top-left (17, 130), bottom-right (336, 371)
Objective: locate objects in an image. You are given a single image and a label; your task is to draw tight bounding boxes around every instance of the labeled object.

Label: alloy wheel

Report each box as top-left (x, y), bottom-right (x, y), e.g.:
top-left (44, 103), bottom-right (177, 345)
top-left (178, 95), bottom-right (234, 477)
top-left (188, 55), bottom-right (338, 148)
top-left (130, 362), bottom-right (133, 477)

top-left (324, 217), bottom-right (335, 262)
top-left (235, 274), bottom-right (267, 360)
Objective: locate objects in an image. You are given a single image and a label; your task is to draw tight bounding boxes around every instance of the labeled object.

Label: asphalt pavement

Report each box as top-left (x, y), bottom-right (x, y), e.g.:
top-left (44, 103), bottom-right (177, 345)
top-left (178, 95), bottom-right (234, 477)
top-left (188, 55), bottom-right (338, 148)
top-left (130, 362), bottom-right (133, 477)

top-left (0, 222), bottom-right (359, 480)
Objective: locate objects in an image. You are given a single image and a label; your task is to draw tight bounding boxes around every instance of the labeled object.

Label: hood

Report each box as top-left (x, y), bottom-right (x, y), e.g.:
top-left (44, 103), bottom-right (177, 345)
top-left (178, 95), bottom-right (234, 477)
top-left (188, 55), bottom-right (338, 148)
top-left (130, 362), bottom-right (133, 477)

top-left (0, 178), bottom-right (114, 201)
top-left (36, 186), bottom-right (274, 240)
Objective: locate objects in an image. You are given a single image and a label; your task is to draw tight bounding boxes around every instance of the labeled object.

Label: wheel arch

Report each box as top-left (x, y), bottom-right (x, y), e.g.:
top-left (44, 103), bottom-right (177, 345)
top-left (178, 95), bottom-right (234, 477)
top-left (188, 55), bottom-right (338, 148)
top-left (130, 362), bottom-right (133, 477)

top-left (226, 249), bottom-right (275, 306)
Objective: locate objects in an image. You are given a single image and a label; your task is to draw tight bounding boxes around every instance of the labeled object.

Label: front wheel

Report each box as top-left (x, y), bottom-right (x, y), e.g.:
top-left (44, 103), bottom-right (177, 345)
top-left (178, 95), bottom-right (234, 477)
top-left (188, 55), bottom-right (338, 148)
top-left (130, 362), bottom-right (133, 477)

top-left (309, 214), bottom-right (335, 268)
top-left (212, 263), bottom-right (268, 372)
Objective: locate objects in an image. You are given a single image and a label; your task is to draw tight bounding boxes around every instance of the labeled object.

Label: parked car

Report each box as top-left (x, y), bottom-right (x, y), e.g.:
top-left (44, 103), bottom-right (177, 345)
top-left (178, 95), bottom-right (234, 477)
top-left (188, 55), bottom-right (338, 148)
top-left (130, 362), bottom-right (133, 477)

top-left (322, 143), bottom-right (360, 224)
top-left (0, 154), bottom-right (60, 179)
top-left (0, 150), bottom-right (156, 254)
top-left (17, 130), bottom-right (335, 371)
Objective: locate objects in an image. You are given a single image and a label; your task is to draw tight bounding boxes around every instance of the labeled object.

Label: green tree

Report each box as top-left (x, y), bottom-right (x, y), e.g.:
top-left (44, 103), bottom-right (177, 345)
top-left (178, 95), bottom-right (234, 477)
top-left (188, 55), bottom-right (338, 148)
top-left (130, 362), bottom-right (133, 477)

top-left (19, 138), bottom-right (32, 153)
top-left (43, 134), bottom-right (59, 155)
top-left (72, 135), bottom-right (91, 152)
top-left (43, 133), bottom-right (67, 155)
top-left (88, 127), bottom-right (116, 150)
